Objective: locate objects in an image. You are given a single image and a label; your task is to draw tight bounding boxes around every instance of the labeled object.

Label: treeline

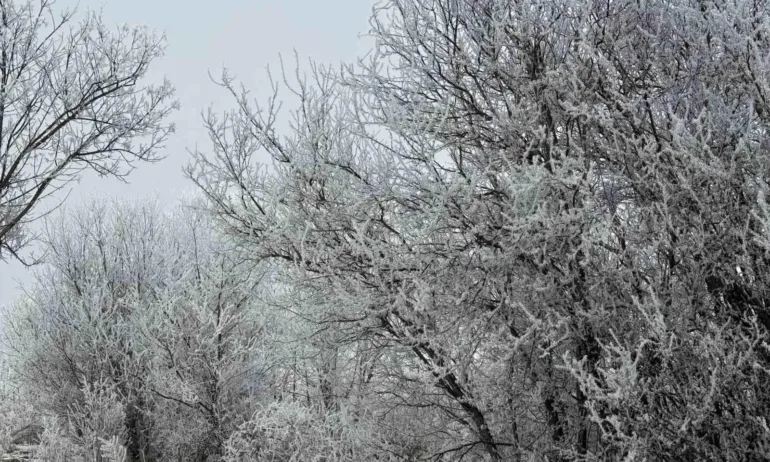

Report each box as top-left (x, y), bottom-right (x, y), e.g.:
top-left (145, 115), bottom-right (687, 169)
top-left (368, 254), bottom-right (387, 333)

top-left (3, 0), bottom-right (770, 461)
top-left (3, 200), bottom-right (378, 461)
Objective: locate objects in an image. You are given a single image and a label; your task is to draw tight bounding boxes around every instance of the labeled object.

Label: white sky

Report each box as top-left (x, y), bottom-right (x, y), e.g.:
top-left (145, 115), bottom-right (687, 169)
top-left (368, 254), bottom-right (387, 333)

top-left (0, 0), bottom-right (375, 308)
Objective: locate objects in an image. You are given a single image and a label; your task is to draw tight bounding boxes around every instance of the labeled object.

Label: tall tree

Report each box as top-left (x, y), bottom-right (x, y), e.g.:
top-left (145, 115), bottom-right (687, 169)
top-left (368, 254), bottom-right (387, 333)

top-left (0, 0), bottom-right (176, 261)
top-left (5, 200), bottom-right (174, 460)
top-left (191, 0), bottom-right (770, 459)
top-left (142, 209), bottom-right (268, 461)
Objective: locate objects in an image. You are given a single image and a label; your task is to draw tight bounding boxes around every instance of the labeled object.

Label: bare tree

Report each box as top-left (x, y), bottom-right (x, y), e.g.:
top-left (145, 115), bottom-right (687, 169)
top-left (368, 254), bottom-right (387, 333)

top-left (0, 0), bottom-right (176, 261)
top-left (190, 0), bottom-right (770, 459)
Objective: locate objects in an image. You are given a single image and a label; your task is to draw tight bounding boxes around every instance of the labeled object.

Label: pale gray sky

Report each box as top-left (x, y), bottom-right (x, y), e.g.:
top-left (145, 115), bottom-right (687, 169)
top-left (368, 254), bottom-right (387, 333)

top-left (0, 0), bottom-right (375, 308)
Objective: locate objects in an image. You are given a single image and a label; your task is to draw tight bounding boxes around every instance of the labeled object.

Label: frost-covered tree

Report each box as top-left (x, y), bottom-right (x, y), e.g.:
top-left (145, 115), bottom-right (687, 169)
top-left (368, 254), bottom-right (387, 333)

top-left (3, 200), bottom-right (267, 462)
top-left (140, 210), bottom-right (269, 461)
top-left (4, 200), bottom-right (177, 460)
top-left (190, 0), bottom-right (770, 459)
top-left (0, 0), bottom-right (176, 261)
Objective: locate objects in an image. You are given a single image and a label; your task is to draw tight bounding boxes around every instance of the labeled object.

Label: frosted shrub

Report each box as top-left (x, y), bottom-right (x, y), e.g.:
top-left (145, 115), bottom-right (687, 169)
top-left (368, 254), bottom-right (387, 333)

top-left (32, 421), bottom-right (84, 462)
top-left (66, 379), bottom-right (129, 461)
top-left (224, 403), bottom-right (392, 462)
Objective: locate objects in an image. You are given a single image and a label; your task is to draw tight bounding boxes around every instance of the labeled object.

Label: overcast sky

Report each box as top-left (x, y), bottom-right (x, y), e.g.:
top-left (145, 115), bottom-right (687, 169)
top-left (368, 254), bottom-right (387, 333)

top-left (0, 0), bottom-right (375, 308)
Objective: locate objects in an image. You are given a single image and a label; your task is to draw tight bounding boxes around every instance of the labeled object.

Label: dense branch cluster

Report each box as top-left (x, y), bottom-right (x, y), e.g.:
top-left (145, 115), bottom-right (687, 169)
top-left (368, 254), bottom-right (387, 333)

top-left (0, 0), bottom-right (175, 261)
